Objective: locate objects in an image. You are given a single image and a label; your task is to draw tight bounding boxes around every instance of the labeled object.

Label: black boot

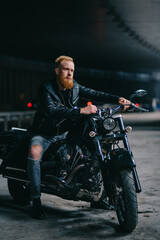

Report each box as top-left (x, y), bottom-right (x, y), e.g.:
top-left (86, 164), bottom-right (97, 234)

top-left (31, 198), bottom-right (45, 220)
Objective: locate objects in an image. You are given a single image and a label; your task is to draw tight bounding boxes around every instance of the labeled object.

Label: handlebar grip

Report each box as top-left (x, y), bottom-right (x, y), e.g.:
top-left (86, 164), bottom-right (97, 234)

top-left (131, 103), bottom-right (148, 112)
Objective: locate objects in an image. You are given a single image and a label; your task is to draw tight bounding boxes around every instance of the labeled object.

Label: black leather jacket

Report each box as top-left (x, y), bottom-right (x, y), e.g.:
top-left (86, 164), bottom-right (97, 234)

top-left (31, 79), bottom-right (120, 135)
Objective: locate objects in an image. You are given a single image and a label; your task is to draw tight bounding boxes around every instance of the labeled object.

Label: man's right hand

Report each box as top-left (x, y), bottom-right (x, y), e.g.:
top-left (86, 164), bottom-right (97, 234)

top-left (80, 104), bottom-right (98, 115)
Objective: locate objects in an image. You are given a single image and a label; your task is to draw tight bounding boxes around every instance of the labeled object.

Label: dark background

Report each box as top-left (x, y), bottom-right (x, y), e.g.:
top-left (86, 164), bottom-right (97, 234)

top-left (0, 0), bottom-right (160, 110)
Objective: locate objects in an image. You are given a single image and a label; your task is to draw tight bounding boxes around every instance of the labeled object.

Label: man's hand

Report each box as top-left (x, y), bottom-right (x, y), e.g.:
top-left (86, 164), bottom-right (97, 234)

top-left (80, 104), bottom-right (98, 115)
top-left (118, 97), bottom-right (131, 111)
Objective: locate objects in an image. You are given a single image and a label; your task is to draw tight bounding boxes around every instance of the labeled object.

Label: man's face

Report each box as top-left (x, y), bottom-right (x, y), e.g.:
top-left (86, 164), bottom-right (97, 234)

top-left (55, 60), bottom-right (74, 90)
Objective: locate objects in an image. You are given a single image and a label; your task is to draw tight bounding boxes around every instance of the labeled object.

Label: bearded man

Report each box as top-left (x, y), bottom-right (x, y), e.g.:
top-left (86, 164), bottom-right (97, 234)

top-left (27, 55), bottom-right (130, 220)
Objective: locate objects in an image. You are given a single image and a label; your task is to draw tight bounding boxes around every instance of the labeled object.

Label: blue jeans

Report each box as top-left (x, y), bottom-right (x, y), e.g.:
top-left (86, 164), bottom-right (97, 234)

top-left (27, 117), bottom-right (87, 199)
top-left (27, 134), bottom-right (66, 199)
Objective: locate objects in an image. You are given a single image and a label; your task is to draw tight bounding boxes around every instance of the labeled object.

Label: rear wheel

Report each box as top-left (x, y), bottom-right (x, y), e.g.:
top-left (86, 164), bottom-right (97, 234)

top-left (8, 179), bottom-right (31, 205)
top-left (116, 169), bottom-right (138, 232)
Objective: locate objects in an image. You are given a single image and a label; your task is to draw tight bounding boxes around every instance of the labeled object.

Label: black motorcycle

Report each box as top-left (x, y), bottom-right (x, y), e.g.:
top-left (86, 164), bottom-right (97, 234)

top-left (0, 89), bottom-right (148, 232)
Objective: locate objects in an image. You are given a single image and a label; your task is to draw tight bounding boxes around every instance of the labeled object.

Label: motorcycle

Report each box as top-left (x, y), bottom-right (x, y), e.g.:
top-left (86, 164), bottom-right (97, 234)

top-left (0, 89), bottom-right (148, 232)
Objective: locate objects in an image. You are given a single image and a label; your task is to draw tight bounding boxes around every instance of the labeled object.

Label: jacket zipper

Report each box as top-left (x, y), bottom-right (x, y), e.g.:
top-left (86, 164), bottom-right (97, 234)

top-left (59, 89), bottom-right (78, 107)
top-left (56, 118), bottom-right (67, 135)
top-left (72, 96), bottom-right (79, 105)
top-left (58, 90), bottom-right (66, 107)
top-left (68, 91), bottom-right (73, 107)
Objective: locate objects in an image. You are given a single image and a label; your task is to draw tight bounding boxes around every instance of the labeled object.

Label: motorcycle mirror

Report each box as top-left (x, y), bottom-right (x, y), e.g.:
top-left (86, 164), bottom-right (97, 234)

top-left (130, 89), bottom-right (147, 100)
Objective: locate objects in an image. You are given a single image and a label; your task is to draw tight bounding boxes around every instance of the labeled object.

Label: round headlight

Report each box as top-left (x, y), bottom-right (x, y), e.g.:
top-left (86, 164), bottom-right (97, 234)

top-left (103, 117), bottom-right (116, 131)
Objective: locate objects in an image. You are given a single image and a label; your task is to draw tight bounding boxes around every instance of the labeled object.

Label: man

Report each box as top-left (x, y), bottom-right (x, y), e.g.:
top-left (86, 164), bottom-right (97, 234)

top-left (27, 55), bottom-right (130, 220)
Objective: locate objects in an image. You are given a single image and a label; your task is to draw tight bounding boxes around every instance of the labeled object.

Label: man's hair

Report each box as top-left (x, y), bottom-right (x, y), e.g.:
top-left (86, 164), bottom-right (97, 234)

top-left (55, 55), bottom-right (74, 67)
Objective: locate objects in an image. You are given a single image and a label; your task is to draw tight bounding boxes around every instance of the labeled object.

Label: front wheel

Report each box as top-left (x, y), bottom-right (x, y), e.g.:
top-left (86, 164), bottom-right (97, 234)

top-left (8, 179), bottom-right (31, 205)
top-left (116, 169), bottom-right (138, 232)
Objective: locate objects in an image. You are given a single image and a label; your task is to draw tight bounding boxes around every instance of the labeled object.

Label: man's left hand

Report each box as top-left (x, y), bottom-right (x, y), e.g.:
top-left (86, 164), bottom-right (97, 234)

top-left (118, 97), bottom-right (131, 111)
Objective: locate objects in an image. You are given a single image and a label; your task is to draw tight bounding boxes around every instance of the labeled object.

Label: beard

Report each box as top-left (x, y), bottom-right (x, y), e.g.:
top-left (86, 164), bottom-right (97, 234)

top-left (58, 76), bottom-right (74, 90)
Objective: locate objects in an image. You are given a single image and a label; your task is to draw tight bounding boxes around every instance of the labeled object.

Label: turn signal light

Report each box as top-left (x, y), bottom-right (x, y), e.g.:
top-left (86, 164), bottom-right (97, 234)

top-left (87, 101), bottom-right (92, 106)
top-left (125, 126), bottom-right (132, 133)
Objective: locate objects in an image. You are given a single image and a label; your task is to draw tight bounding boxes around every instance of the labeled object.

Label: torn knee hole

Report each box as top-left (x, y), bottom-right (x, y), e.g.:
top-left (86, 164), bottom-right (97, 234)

top-left (30, 144), bottom-right (43, 160)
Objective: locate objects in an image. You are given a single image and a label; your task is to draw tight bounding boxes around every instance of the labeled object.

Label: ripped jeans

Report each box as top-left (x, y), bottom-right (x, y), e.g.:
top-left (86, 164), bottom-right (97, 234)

top-left (27, 117), bottom-right (89, 199)
top-left (27, 134), bottom-right (66, 199)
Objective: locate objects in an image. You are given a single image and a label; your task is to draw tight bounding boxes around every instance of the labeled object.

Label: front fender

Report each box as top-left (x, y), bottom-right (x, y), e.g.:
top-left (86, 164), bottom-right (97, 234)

top-left (109, 148), bottom-right (136, 171)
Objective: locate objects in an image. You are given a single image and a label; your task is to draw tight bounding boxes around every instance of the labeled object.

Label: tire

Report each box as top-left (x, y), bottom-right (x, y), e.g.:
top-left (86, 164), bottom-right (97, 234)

top-left (8, 179), bottom-right (31, 205)
top-left (116, 169), bottom-right (138, 232)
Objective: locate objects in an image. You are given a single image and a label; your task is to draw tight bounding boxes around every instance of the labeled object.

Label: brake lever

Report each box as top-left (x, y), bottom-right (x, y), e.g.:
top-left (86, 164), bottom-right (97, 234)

top-left (130, 103), bottom-right (149, 112)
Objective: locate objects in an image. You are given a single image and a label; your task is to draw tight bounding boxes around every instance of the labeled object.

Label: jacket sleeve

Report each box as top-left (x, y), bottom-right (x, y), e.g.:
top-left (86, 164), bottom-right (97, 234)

top-left (37, 85), bottom-right (80, 119)
top-left (78, 83), bottom-right (120, 104)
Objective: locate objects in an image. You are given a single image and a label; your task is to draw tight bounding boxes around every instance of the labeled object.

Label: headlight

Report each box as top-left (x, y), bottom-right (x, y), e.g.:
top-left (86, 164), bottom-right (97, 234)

top-left (103, 117), bottom-right (116, 131)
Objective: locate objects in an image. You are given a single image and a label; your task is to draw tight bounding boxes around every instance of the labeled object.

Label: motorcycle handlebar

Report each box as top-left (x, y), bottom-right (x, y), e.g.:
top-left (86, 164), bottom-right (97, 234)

top-left (97, 103), bottom-right (148, 118)
top-left (130, 103), bottom-right (149, 112)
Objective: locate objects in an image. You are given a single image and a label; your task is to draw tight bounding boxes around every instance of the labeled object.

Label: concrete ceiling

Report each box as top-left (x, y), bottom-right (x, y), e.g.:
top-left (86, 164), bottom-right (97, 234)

top-left (1, 0), bottom-right (160, 73)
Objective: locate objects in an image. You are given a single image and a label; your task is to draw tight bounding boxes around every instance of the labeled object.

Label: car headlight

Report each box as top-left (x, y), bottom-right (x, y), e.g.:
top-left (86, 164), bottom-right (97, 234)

top-left (103, 117), bottom-right (116, 131)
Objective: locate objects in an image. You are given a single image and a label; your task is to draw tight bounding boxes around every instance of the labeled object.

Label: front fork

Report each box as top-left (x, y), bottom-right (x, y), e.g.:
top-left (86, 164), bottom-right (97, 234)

top-left (93, 125), bottom-right (141, 193)
top-left (118, 116), bottom-right (141, 193)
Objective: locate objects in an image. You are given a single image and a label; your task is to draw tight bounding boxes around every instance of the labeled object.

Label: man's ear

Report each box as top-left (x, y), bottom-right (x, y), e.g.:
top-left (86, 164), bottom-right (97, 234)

top-left (55, 68), bottom-right (59, 75)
